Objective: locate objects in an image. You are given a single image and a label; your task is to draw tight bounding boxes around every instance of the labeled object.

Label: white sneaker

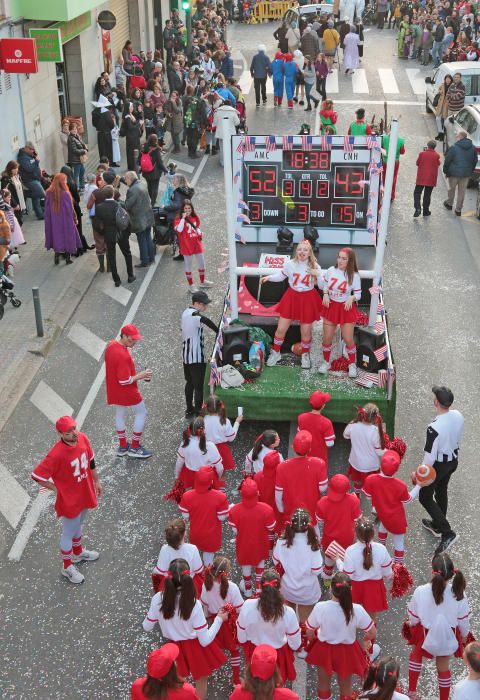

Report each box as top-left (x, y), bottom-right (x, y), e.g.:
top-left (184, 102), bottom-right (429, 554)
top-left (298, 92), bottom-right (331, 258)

top-left (317, 359), bottom-right (331, 374)
top-left (267, 350), bottom-right (281, 367)
top-left (72, 549), bottom-right (99, 563)
top-left (188, 285), bottom-right (199, 294)
top-left (370, 643), bottom-right (381, 662)
top-left (296, 649), bottom-right (308, 659)
top-left (348, 363), bottom-right (358, 378)
top-left (62, 564), bottom-right (85, 584)
top-left (199, 280), bottom-right (213, 287)
top-left (301, 352), bottom-right (311, 369)
top-left (239, 579), bottom-right (252, 598)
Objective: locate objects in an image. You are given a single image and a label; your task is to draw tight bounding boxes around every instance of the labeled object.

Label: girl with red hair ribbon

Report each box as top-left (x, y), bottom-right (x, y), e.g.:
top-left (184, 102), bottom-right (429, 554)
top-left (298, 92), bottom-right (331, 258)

top-left (343, 402), bottom-right (386, 497)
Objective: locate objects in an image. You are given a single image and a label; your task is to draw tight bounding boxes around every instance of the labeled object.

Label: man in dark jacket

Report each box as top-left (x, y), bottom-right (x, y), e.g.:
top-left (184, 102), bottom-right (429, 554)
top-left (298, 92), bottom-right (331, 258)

top-left (443, 130), bottom-right (477, 215)
top-left (300, 26), bottom-right (320, 59)
top-left (163, 20), bottom-right (176, 64)
top-left (250, 44), bottom-right (272, 106)
top-left (432, 19), bottom-right (445, 66)
top-left (17, 141), bottom-right (45, 219)
top-left (124, 171), bottom-right (155, 268)
top-left (95, 186), bottom-right (135, 287)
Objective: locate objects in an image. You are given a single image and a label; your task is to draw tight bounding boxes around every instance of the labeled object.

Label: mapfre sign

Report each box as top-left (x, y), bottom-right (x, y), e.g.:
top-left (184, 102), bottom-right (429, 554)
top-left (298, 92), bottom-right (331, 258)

top-left (0, 38), bottom-right (38, 73)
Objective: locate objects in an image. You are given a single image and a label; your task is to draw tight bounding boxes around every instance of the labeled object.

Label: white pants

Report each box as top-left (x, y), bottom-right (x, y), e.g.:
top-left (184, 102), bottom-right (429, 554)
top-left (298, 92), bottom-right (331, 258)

top-left (114, 400), bottom-right (147, 434)
top-left (60, 509), bottom-right (87, 553)
top-left (183, 253), bottom-right (206, 274)
top-left (378, 521), bottom-right (405, 551)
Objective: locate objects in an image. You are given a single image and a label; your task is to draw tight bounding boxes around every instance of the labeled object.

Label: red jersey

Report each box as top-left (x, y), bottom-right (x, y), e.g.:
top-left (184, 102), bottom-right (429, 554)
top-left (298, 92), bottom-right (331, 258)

top-left (179, 488), bottom-right (229, 552)
top-left (174, 215), bottom-right (204, 257)
top-left (254, 469), bottom-right (282, 530)
top-left (31, 432), bottom-right (97, 518)
top-left (316, 493), bottom-right (361, 549)
top-left (275, 456), bottom-right (328, 520)
top-left (131, 678), bottom-right (199, 699)
top-left (363, 473), bottom-right (410, 534)
top-left (105, 340), bottom-right (142, 406)
top-left (228, 501), bottom-right (276, 565)
top-left (230, 687), bottom-right (298, 700)
top-left (297, 413), bottom-right (335, 465)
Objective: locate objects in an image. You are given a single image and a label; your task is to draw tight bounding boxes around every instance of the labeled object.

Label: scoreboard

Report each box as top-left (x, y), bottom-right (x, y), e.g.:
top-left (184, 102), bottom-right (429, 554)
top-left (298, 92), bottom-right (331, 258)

top-left (232, 135), bottom-right (381, 247)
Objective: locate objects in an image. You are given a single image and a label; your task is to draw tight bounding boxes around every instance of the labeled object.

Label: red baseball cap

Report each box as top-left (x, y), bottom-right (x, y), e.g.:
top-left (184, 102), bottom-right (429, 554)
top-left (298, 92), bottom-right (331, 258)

top-left (55, 415), bottom-right (77, 433)
top-left (250, 645), bottom-right (278, 680)
top-left (146, 643), bottom-right (179, 679)
top-left (309, 391), bottom-right (331, 409)
top-left (121, 324), bottom-right (142, 339)
top-left (327, 474), bottom-right (350, 502)
top-left (381, 450), bottom-right (401, 476)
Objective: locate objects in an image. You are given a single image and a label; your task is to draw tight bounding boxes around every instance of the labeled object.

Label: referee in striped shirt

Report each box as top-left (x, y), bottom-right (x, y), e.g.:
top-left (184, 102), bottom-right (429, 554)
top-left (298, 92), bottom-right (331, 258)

top-left (181, 290), bottom-right (218, 418)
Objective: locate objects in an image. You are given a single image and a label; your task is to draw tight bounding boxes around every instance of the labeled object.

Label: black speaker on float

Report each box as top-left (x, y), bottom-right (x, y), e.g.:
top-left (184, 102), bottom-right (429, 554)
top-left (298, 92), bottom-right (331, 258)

top-left (222, 325), bottom-right (250, 365)
top-left (354, 326), bottom-right (387, 372)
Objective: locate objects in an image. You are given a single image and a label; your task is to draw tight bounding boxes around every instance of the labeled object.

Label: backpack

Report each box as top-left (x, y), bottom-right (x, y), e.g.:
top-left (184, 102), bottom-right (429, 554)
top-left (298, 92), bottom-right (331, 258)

top-left (140, 149), bottom-right (155, 173)
top-left (220, 364), bottom-right (245, 389)
top-left (115, 203), bottom-right (130, 233)
top-left (184, 99), bottom-right (199, 129)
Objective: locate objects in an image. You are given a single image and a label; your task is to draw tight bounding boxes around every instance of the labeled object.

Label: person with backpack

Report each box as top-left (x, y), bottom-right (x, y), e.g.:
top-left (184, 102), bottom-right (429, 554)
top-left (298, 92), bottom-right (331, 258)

top-left (183, 86), bottom-right (207, 159)
top-left (124, 171), bottom-right (155, 269)
top-left (94, 185), bottom-right (135, 287)
top-left (140, 134), bottom-right (168, 207)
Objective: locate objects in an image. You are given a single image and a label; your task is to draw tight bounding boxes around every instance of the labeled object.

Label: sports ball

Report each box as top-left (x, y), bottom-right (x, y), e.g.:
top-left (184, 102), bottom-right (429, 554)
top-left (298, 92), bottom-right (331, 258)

top-left (415, 464), bottom-right (437, 487)
top-left (291, 342), bottom-right (302, 357)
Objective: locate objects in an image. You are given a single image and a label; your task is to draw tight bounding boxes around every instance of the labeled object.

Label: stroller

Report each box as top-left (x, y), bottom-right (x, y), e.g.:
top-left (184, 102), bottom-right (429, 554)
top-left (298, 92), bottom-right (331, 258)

top-left (0, 261), bottom-right (22, 320)
top-left (236, 101), bottom-right (248, 134)
top-left (153, 208), bottom-right (179, 258)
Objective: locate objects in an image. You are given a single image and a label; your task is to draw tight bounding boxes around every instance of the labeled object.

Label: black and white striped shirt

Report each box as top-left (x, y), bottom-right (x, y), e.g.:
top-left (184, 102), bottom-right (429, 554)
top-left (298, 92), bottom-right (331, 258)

top-left (181, 307), bottom-right (218, 364)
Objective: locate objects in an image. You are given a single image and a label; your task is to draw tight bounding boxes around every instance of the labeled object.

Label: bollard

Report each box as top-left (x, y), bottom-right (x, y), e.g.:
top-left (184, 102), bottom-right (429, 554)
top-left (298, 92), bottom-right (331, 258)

top-left (32, 287), bottom-right (44, 337)
top-left (133, 148), bottom-right (140, 176)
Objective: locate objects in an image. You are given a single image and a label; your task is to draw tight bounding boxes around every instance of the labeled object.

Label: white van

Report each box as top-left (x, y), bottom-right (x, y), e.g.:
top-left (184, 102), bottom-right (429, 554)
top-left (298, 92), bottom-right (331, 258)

top-left (425, 62), bottom-right (480, 114)
top-left (283, 2), bottom-right (334, 27)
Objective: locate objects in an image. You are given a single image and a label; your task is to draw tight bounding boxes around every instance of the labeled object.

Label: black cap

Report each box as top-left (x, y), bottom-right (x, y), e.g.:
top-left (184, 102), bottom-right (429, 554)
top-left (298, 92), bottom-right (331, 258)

top-left (192, 290), bottom-right (212, 304)
top-left (432, 385), bottom-right (454, 408)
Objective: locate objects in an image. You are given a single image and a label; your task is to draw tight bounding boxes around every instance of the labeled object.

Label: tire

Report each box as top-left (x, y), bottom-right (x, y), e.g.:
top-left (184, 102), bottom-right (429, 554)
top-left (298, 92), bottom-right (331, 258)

top-left (0, 303), bottom-right (4, 320)
top-left (426, 96), bottom-right (433, 114)
top-left (11, 297), bottom-right (21, 308)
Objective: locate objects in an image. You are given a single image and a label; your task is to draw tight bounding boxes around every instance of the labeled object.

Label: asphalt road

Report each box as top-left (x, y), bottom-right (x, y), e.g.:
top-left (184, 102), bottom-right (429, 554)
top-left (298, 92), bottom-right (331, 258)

top-left (1, 22), bottom-right (480, 700)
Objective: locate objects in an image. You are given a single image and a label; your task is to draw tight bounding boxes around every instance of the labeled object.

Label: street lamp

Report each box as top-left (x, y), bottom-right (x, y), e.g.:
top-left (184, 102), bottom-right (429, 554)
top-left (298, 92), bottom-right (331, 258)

top-left (182, 0), bottom-right (192, 55)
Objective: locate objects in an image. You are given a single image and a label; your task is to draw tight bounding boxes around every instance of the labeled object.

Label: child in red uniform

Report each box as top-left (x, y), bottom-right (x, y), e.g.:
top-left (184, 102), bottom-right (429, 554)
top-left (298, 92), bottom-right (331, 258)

top-left (174, 200), bottom-right (212, 292)
top-left (228, 480), bottom-right (276, 597)
top-left (343, 403), bottom-right (386, 496)
top-left (153, 519), bottom-right (205, 596)
top-left (245, 429), bottom-right (282, 474)
top-left (131, 644), bottom-right (199, 699)
top-left (201, 556), bottom-right (244, 685)
top-left (316, 473), bottom-right (362, 580)
top-left (275, 430), bottom-right (328, 521)
top-left (179, 467), bottom-right (229, 566)
top-left (255, 450), bottom-right (283, 548)
top-left (363, 450), bottom-right (421, 565)
top-left (229, 644), bottom-right (299, 699)
top-left (297, 391), bottom-right (335, 467)
top-left (203, 395), bottom-right (243, 471)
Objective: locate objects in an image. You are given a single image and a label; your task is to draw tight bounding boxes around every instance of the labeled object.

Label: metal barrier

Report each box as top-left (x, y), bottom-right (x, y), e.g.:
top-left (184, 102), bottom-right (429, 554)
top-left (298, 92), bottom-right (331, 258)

top-left (253, 1), bottom-right (295, 21)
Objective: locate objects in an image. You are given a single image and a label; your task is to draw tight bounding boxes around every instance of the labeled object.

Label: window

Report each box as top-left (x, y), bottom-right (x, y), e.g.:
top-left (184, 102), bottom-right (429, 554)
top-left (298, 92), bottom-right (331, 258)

top-left (463, 74), bottom-right (474, 96)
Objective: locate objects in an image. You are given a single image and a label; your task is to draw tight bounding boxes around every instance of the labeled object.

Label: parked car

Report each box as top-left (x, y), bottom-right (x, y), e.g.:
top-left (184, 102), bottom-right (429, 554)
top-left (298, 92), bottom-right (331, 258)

top-left (444, 105), bottom-right (480, 183)
top-left (283, 2), bottom-right (334, 27)
top-left (425, 61), bottom-right (480, 114)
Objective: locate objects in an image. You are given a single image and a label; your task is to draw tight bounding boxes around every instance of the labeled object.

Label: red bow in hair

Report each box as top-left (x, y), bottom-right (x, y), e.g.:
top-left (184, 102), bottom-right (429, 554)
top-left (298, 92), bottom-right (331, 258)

top-left (181, 569), bottom-right (191, 577)
top-left (357, 407), bottom-right (368, 421)
top-left (219, 571), bottom-right (228, 578)
top-left (262, 580), bottom-right (279, 588)
top-left (334, 581), bottom-right (348, 588)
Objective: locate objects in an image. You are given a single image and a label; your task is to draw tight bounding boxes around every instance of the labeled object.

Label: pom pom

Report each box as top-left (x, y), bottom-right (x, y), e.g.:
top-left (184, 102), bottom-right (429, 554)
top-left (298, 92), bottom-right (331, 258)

top-left (401, 619), bottom-right (415, 644)
top-left (163, 478), bottom-right (186, 504)
top-left (390, 563), bottom-right (414, 599)
top-left (152, 572), bottom-right (164, 593)
top-left (331, 356), bottom-right (349, 371)
top-left (221, 602), bottom-right (239, 644)
top-left (355, 311), bottom-right (369, 326)
top-left (384, 434), bottom-right (407, 460)
top-left (275, 560), bottom-right (285, 577)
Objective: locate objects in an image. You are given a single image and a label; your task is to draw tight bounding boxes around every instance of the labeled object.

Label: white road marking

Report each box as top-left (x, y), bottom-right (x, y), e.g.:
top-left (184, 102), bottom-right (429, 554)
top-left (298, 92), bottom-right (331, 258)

top-left (326, 68), bottom-right (339, 93)
top-left (238, 70), bottom-right (253, 94)
top-left (30, 380), bottom-right (73, 425)
top-left (332, 99), bottom-right (422, 106)
top-left (378, 68), bottom-right (400, 93)
top-left (406, 67), bottom-right (427, 95)
top-left (67, 322), bottom-right (106, 362)
top-left (0, 461), bottom-right (30, 529)
top-left (351, 68), bottom-right (369, 93)
top-left (98, 278), bottom-right (132, 306)
top-left (170, 159), bottom-right (195, 173)
top-left (129, 240), bottom-right (140, 259)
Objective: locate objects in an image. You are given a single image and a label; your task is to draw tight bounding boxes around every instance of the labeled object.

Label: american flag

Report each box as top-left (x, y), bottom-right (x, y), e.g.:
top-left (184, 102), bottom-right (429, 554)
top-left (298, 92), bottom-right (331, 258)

top-left (344, 135), bottom-right (354, 152)
top-left (373, 344), bottom-right (388, 362)
top-left (236, 140), bottom-right (245, 155)
top-left (238, 199), bottom-right (248, 209)
top-left (237, 213), bottom-right (250, 224)
top-left (377, 369), bottom-right (388, 388)
top-left (369, 284), bottom-right (382, 295)
top-left (244, 135), bottom-right (256, 152)
top-left (283, 135), bottom-right (294, 151)
top-left (324, 540), bottom-right (346, 561)
top-left (209, 361), bottom-right (221, 386)
top-left (233, 170), bottom-right (240, 183)
top-left (375, 320), bottom-right (385, 333)
top-left (355, 370), bottom-right (377, 388)
top-left (265, 135), bottom-right (277, 152)
top-left (321, 135), bottom-right (332, 151)
top-left (235, 231), bottom-right (246, 243)
top-left (377, 301), bottom-right (385, 315)
top-left (301, 135), bottom-right (312, 151)
top-left (366, 136), bottom-right (378, 150)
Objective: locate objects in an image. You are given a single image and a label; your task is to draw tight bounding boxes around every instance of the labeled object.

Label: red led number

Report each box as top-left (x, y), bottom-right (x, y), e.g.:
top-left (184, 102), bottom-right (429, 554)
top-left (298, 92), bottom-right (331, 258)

top-left (249, 167), bottom-right (277, 195)
top-left (316, 181), bottom-right (329, 198)
top-left (299, 180), bottom-right (312, 197)
top-left (310, 151), bottom-right (330, 169)
top-left (249, 202), bottom-right (263, 222)
top-left (333, 205), bottom-right (355, 224)
top-left (297, 204), bottom-right (309, 222)
top-left (282, 180), bottom-right (295, 197)
top-left (335, 167), bottom-right (365, 197)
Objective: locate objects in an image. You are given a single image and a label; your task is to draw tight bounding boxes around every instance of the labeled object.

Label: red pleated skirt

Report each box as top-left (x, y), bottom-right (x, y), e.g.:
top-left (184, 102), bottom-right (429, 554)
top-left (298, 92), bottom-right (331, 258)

top-left (277, 287), bottom-right (323, 324)
top-left (306, 639), bottom-right (368, 678)
top-left (347, 465), bottom-right (379, 488)
top-left (321, 299), bottom-right (359, 325)
top-left (216, 442), bottom-right (235, 470)
top-left (244, 641), bottom-right (296, 683)
top-left (408, 623), bottom-right (463, 659)
top-left (351, 579), bottom-right (388, 613)
top-left (172, 637), bottom-right (227, 680)
top-left (179, 466), bottom-right (225, 490)
top-left (208, 617), bottom-right (238, 652)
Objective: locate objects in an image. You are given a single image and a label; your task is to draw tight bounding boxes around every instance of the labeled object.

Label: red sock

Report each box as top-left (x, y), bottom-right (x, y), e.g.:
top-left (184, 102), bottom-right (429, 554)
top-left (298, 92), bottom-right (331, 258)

top-left (301, 339), bottom-right (312, 354)
top-left (117, 430), bottom-right (127, 448)
top-left (346, 343), bottom-right (356, 363)
top-left (255, 566), bottom-right (264, 592)
top-left (438, 670), bottom-right (451, 700)
top-left (231, 650), bottom-right (241, 685)
top-left (61, 548), bottom-right (73, 569)
top-left (273, 335), bottom-right (284, 353)
top-left (199, 268), bottom-right (205, 283)
top-left (394, 549), bottom-right (405, 564)
top-left (408, 656), bottom-right (422, 693)
top-left (322, 344), bottom-right (332, 362)
top-left (243, 575), bottom-right (252, 591)
top-left (131, 431), bottom-right (142, 449)
top-left (72, 536), bottom-right (82, 556)
top-left (378, 531), bottom-right (388, 544)
top-left (185, 271), bottom-right (193, 286)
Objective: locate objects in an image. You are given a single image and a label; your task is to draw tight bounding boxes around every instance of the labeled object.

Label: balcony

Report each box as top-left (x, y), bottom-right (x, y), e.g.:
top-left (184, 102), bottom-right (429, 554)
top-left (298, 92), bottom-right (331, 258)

top-left (10, 0), bottom-right (99, 22)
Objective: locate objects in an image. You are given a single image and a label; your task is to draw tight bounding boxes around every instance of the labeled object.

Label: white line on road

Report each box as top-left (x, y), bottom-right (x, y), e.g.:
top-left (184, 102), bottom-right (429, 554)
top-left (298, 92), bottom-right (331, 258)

top-left (67, 322), bottom-right (106, 362)
top-left (170, 159), bottom-right (195, 173)
top-left (98, 278), bottom-right (132, 306)
top-left (351, 68), bottom-right (369, 93)
top-left (326, 69), bottom-right (339, 94)
top-left (238, 70), bottom-right (252, 95)
top-left (406, 67), bottom-right (427, 95)
top-left (331, 99), bottom-right (423, 106)
top-left (0, 461), bottom-right (31, 529)
top-left (378, 68), bottom-right (400, 94)
top-left (30, 381), bottom-right (73, 425)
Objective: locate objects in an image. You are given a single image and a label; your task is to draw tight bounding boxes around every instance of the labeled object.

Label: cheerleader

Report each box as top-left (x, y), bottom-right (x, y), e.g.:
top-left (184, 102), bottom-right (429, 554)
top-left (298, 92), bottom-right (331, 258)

top-left (175, 417), bottom-right (224, 490)
top-left (305, 572), bottom-right (376, 700)
top-left (359, 655), bottom-right (409, 700)
top-left (255, 450), bottom-right (283, 544)
top-left (153, 518), bottom-right (204, 595)
top-left (343, 403), bottom-right (386, 496)
top-left (229, 480), bottom-right (276, 596)
top-left (297, 391), bottom-right (335, 466)
top-left (318, 247), bottom-right (361, 378)
top-left (201, 556), bottom-right (244, 685)
top-left (316, 473), bottom-right (361, 580)
top-left (342, 518), bottom-right (393, 626)
top-left (179, 467), bottom-right (229, 566)
top-left (174, 200), bottom-right (212, 293)
top-left (452, 641), bottom-right (480, 699)
top-left (236, 569), bottom-right (301, 684)
top-left (245, 430), bottom-right (282, 474)
top-left (143, 558), bottom-right (228, 700)
top-left (131, 644), bottom-right (199, 699)
top-left (229, 645), bottom-right (299, 699)
top-left (363, 450), bottom-right (421, 565)
top-left (203, 395), bottom-right (243, 471)
top-left (260, 239), bottom-right (323, 370)
top-left (406, 553), bottom-right (470, 700)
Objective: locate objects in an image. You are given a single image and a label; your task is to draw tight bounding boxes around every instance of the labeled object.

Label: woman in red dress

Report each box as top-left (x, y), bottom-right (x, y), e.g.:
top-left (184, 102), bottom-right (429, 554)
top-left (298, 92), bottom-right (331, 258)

top-left (174, 200), bottom-right (212, 292)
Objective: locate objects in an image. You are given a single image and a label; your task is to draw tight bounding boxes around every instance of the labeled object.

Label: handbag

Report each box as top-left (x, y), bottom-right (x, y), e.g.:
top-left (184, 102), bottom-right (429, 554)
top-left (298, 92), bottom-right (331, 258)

top-left (432, 93), bottom-right (440, 107)
top-left (220, 364), bottom-right (245, 389)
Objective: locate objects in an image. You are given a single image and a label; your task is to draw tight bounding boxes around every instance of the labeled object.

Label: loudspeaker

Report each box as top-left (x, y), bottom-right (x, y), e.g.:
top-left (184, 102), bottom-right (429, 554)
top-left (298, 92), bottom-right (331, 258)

top-left (222, 325), bottom-right (250, 365)
top-left (354, 325), bottom-right (387, 372)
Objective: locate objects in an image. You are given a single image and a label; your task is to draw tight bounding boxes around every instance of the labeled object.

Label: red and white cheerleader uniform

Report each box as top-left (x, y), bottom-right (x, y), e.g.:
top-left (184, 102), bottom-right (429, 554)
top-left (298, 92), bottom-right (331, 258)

top-left (153, 542), bottom-right (204, 596)
top-left (297, 400), bottom-right (335, 467)
top-left (255, 451), bottom-right (284, 538)
top-left (275, 453), bottom-right (328, 521)
top-left (237, 599), bottom-right (301, 683)
top-left (305, 600), bottom-right (373, 682)
top-left (321, 266), bottom-right (361, 368)
top-left (132, 679), bottom-right (198, 700)
top-left (175, 436), bottom-right (224, 489)
top-left (342, 541), bottom-right (393, 614)
top-left (228, 480), bottom-right (276, 596)
top-left (174, 214), bottom-right (208, 289)
top-left (273, 534), bottom-right (323, 606)
top-left (230, 686), bottom-right (298, 699)
top-left (316, 473), bottom-right (361, 578)
top-left (204, 414), bottom-right (239, 471)
top-left (407, 582), bottom-right (471, 700)
top-left (343, 421), bottom-right (384, 495)
top-left (143, 594), bottom-right (227, 679)
top-left (245, 446), bottom-right (283, 475)
top-left (179, 467), bottom-right (229, 566)
top-left (201, 578), bottom-right (244, 684)
top-left (362, 692), bottom-right (409, 700)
